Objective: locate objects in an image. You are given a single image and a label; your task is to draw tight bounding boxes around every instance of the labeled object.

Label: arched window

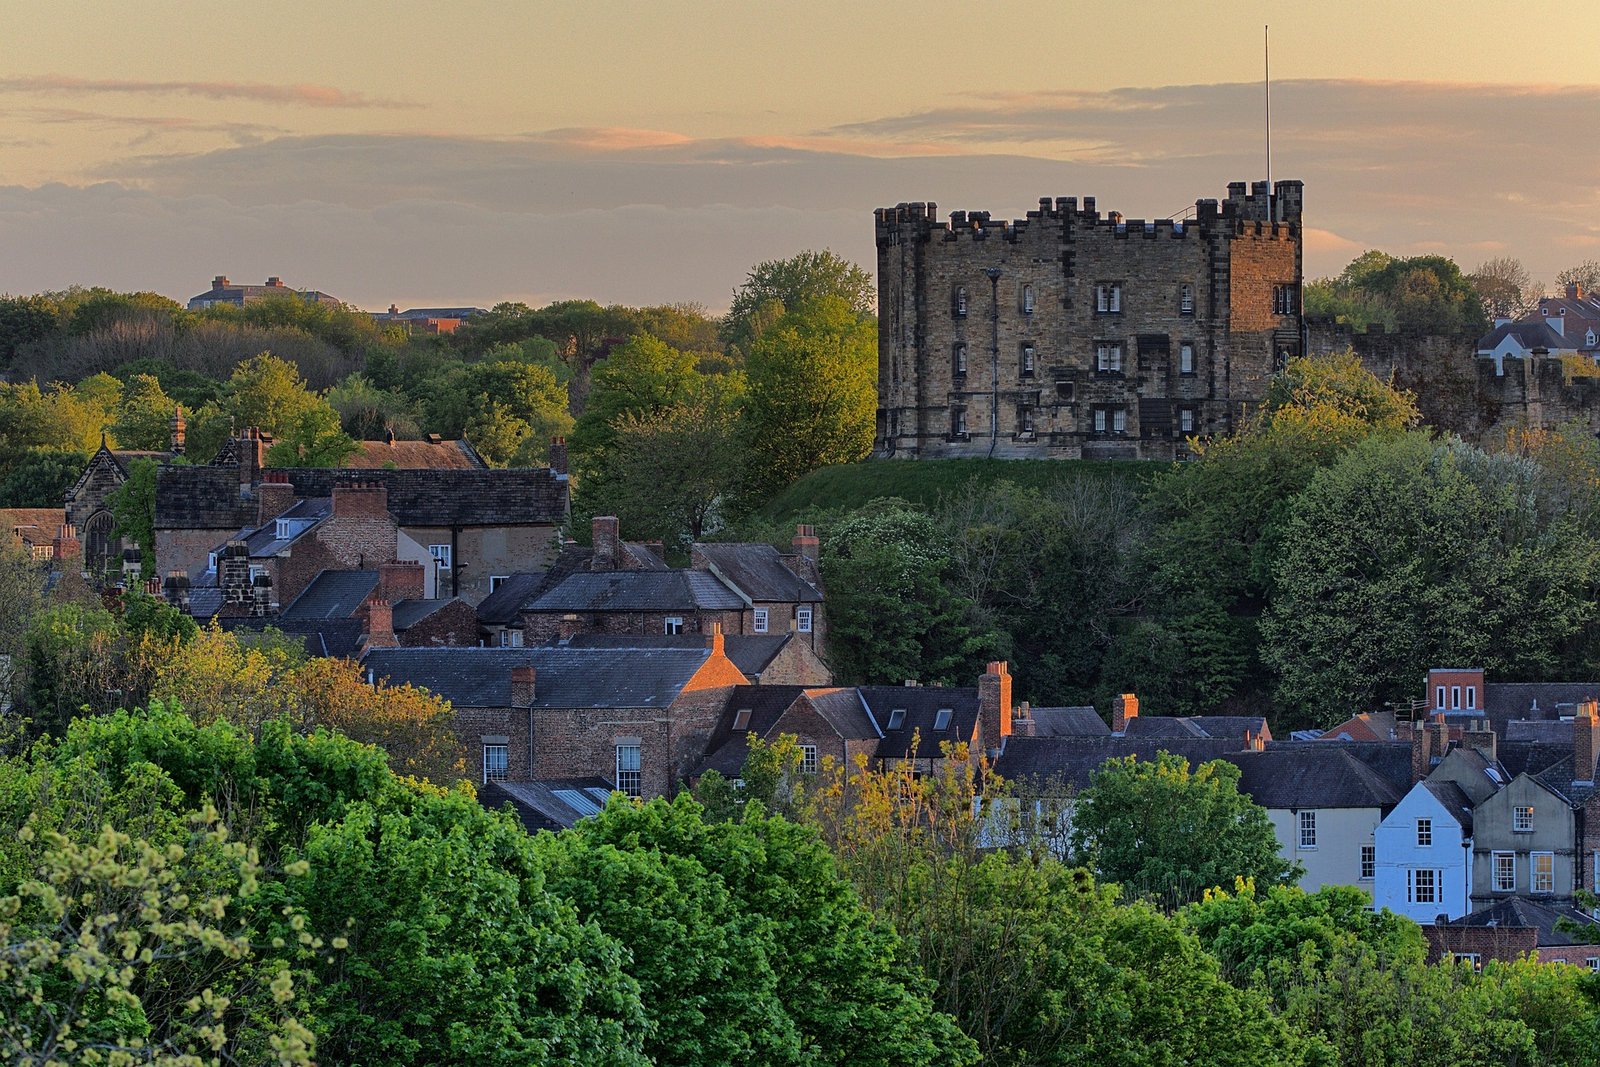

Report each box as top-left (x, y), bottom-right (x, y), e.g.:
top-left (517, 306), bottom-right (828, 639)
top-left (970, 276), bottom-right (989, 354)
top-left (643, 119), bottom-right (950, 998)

top-left (1180, 284), bottom-right (1195, 315)
top-left (953, 343), bottom-right (968, 376)
top-left (954, 287), bottom-right (968, 317)
top-left (83, 512), bottom-right (115, 577)
top-left (1022, 285), bottom-right (1036, 313)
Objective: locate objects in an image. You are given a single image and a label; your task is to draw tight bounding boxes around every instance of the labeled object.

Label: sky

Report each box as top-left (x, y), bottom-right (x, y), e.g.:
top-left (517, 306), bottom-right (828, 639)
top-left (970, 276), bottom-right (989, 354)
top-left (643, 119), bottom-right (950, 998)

top-left (1, 0), bottom-right (1597, 312)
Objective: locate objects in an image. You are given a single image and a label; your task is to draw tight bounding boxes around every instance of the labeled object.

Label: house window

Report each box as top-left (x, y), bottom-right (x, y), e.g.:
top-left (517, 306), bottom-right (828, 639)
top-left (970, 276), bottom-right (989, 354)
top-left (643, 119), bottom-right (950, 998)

top-left (275, 519), bottom-right (291, 540)
top-left (1361, 844), bottom-right (1375, 881)
top-left (800, 744), bottom-right (819, 774)
top-left (489, 575), bottom-right (510, 592)
top-left (1456, 953), bottom-right (1483, 972)
top-left (953, 342), bottom-right (968, 376)
top-left (753, 608), bottom-right (769, 633)
top-left (1587, 957), bottom-right (1600, 973)
top-left (952, 408), bottom-right (967, 437)
top-left (954, 286), bottom-right (968, 317)
top-left (1493, 851), bottom-right (1516, 892)
top-left (1515, 806), bottom-right (1534, 833)
top-left (1180, 284), bottom-right (1194, 315)
top-left (1436, 685), bottom-right (1447, 709)
top-left (733, 708), bottom-right (752, 731)
top-left (615, 744), bottom-right (642, 797)
top-left (934, 708), bottom-right (953, 731)
top-left (1451, 685), bottom-right (1461, 709)
top-left (428, 544), bottom-right (452, 570)
top-left (1417, 818), bottom-right (1433, 847)
top-left (1095, 282), bottom-right (1122, 313)
top-left (1091, 407), bottom-right (1127, 435)
top-left (208, 552), bottom-right (218, 572)
top-left (1096, 342), bottom-right (1122, 373)
top-left (1466, 685), bottom-right (1477, 709)
top-left (887, 708), bottom-right (906, 730)
top-left (482, 744), bottom-right (508, 784)
top-left (1533, 851), bottom-right (1555, 894)
top-left (1408, 868), bottom-right (1438, 904)
top-left (1179, 343), bottom-right (1195, 375)
top-left (1020, 343), bottom-right (1035, 377)
top-left (1022, 284), bottom-right (1035, 313)
top-left (796, 607), bottom-right (813, 633)
top-left (1179, 408), bottom-right (1196, 434)
top-left (497, 629), bottom-right (524, 648)
top-left (663, 616), bottom-right (685, 635)
top-left (1299, 810), bottom-right (1318, 848)
top-left (1273, 284), bottom-right (1297, 315)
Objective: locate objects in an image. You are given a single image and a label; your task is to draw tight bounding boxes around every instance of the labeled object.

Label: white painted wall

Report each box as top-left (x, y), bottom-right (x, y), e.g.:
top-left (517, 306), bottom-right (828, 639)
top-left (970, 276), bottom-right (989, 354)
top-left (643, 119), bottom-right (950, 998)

top-left (1265, 806), bottom-right (1382, 892)
top-left (1374, 785), bottom-right (1471, 924)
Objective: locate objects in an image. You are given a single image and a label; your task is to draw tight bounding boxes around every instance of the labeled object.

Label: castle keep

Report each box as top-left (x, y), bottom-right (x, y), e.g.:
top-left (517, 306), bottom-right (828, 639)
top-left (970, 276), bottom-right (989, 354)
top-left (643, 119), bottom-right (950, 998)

top-left (874, 179), bottom-right (1305, 459)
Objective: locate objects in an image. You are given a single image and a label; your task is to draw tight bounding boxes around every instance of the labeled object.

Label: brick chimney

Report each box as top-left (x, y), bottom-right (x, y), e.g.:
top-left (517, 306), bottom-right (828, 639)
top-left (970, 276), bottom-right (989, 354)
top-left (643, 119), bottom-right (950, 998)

top-left (239, 427), bottom-right (267, 488)
top-left (162, 569), bottom-right (191, 612)
top-left (548, 436), bottom-right (568, 475)
top-left (377, 559), bottom-right (425, 602)
top-left (707, 621), bottom-right (725, 657)
top-left (1464, 717), bottom-right (1498, 765)
top-left (169, 405), bottom-right (185, 455)
top-left (591, 516), bottom-right (620, 572)
top-left (366, 599), bottom-right (398, 648)
top-left (213, 275), bottom-right (229, 289)
top-left (1112, 692), bottom-right (1139, 734)
top-left (1430, 712), bottom-right (1451, 765)
top-left (255, 471), bottom-right (295, 525)
top-left (1012, 700), bottom-right (1035, 737)
top-left (510, 665), bottom-right (536, 707)
top-left (51, 523), bottom-right (79, 562)
top-left (266, 276), bottom-right (284, 287)
top-left (1576, 699), bottom-right (1600, 786)
top-left (793, 524), bottom-right (820, 561)
top-left (1568, 283), bottom-right (1585, 301)
top-left (1244, 727), bottom-right (1266, 752)
top-left (1412, 711), bottom-right (1451, 783)
top-left (978, 660), bottom-right (1013, 758)
top-left (332, 480), bottom-right (389, 519)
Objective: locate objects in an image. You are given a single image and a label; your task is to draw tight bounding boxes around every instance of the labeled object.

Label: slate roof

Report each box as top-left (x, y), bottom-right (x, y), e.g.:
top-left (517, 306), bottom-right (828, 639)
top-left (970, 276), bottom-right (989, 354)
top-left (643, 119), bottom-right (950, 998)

top-left (692, 543), bottom-right (822, 603)
top-left (1505, 720), bottom-right (1573, 744)
top-left (1497, 739), bottom-right (1574, 780)
top-left (343, 438), bottom-right (486, 470)
top-left (225, 497), bottom-right (332, 558)
top-left (282, 570), bottom-right (378, 619)
top-left (1027, 706), bottom-right (1109, 737)
top-left (480, 779), bottom-right (617, 833)
top-left (807, 688), bottom-right (882, 741)
top-left (217, 616), bottom-right (364, 659)
top-left (157, 465), bottom-right (567, 530)
top-left (362, 646), bottom-right (720, 709)
top-left (694, 685), bottom-right (810, 777)
top-left (1124, 715), bottom-right (1268, 741)
top-left (1422, 780), bottom-right (1475, 831)
top-left (994, 736), bottom-right (1243, 791)
top-left (859, 685), bottom-right (981, 761)
top-left (1225, 746), bottom-right (1404, 810)
top-left (391, 598), bottom-right (457, 630)
top-left (1312, 739), bottom-right (1421, 793)
top-left (1533, 754), bottom-right (1599, 807)
top-left (525, 570), bottom-right (745, 613)
top-left (552, 633), bottom-right (794, 681)
top-left (476, 573), bottom-right (545, 625)
top-left (1476, 319), bottom-right (1574, 354)
top-left (1484, 683), bottom-right (1600, 729)
top-left (1445, 898), bottom-right (1600, 947)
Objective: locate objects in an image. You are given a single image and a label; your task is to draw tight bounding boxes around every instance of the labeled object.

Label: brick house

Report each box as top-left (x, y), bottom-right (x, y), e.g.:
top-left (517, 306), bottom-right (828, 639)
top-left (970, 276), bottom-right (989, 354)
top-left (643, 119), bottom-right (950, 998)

top-left (187, 274), bottom-right (342, 310)
top-left (362, 629), bottom-right (748, 798)
top-left (155, 427), bottom-right (568, 604)
top-left (552, 633), bottom-right (830, 686)
top-left (1426, 898), bottom-right (1600, 968)
top-left (690, 526), bottom-right (825, 655)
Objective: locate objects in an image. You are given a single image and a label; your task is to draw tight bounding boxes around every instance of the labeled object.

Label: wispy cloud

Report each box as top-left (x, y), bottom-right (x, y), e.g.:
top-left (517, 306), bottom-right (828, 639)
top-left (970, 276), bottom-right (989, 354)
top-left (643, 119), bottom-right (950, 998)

top-left (14, 107), bottom-right (284, 144)
top-left (0, 74), bottom-right (417, 109)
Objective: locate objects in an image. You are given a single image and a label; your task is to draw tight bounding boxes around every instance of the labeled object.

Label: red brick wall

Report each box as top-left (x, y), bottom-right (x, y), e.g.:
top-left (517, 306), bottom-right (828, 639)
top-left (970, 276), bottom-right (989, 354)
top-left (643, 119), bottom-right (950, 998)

top-left (1424, 923), bottom-right (1537, 964)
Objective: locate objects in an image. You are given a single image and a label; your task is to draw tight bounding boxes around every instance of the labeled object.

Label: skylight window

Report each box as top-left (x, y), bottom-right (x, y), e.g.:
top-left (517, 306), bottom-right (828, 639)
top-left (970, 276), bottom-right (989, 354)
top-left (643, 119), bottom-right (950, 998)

top-left (934, 708), bottom-right (953, 731)
top-left (887, 708), bottom-right (906, 730)
top-left (733, 708), bottom-right (752, 731)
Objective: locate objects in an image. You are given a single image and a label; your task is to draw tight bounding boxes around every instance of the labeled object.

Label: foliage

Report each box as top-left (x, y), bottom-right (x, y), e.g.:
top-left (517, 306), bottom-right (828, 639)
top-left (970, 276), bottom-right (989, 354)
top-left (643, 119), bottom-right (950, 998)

top-left (1469, 256), bottom-right (1543, 320)
top-left (722, 249), bottom-right (875, 356)
top-left (570, 334), bottom-right (701, 478)
top-left (223, 354), bottom-right (356, 467)
top-left (107, 456), bottom-right (158, 580)
top-left (424, 360), bottom-right (572, 467)
top-left (110, 373), bottom-right (178, 451)
top-left (0, 450), bottom-right (90, 509)
top-left (1556, 260), bottom-right (1600, 294)
top-left (1305, 250), bottom-right (1488, 334)
top-left (1069, 752), bottom-right (1298, 907)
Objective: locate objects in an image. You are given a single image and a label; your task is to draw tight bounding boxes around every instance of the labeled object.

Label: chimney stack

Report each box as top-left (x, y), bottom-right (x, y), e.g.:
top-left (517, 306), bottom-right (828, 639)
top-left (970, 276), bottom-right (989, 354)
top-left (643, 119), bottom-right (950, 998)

top-left (792, 524), bottom-right (820, 561)
top-left (169, 404), bottom-right (185, 455)
top-left (1244, 727), bottom-right (1266, 752)
top-left (163, 569), bottom-right (191, 612)
top-left (51, 523), bottom-right (79, 563)
top-left (1465, 717), bottom-right (1498, 765)
top-left (331, 480), bottom-right (389, 519)
top-left (1013, 699), bottom-right (1036, 738)
top-left (366, 599), bottom-right (398, 648)
top-left (266, 276), bottom-right (284, 287)
top-left (213, 275), bottom-right (229, 289)
top-left (1576, 699), bottom-right (1600, 786)
top-left (707, 621), bottom-right (725, 658)
top-left (548, 436), bottom-right (568, 476)
top-left (1113, 692), bottom-right (1139, 734)
top-left (255, 471), bottom-right (295, 525)
top-left (978, 660), bottom-right (1013, 758)
top-left (510, 665), bottom-right (536, 707)
top-left (591, 516), bottom-right (620, 571)
top-left (377, 559), bottom-right (425, 602)
top-left (239, 427), bottom-right (267, 488)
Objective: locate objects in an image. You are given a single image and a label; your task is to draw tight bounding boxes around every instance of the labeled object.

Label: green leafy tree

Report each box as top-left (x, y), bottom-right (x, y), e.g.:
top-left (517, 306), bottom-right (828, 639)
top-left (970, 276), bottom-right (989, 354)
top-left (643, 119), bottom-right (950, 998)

top-left (1303, 251), bottom-right (1486, 334)
top-left (741, 296), bottom-right (876, 503)
top-left (263, 402), bottom-right (357, 467)
top-left (108, 455), bottom-right (159, 580)
top-left (569, 335), bottom-right (700, 475)
top-left (223, 353), bottom-right (323, 438)
top-left (722, 250), bottom-right (874, 355)
top-left (0, 450), bottom-right (90, 508)
top-left (111, 372), bottom-right (179, 451)
top-left (426, 361), bottom-right (572, 467)
top-left (1069, 752), bottom-right (1298, 907)
top-left (325, 373), bottom-right (422, 440)
top-left (0, 295), bottom-right (62, 364)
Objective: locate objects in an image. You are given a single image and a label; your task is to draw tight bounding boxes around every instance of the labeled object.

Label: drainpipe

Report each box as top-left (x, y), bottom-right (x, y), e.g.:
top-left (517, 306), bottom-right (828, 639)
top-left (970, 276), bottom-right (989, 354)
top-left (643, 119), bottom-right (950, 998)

top-left (1463, 836), bottom-right (1471, 918)
top-left (986, 267), bottom-right (1001, 457)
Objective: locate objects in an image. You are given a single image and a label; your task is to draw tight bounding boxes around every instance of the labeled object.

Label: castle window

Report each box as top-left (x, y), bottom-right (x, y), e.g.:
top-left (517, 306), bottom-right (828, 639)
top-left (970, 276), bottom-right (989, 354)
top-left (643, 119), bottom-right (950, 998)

top-left (953, 343), bottom-right (968, 377)
top-left (1019, 407), bottom-right (1034, 435)
top-left (954, 287), bottom-right (969, 317)
top-left (1180, 284), bottom-right (1195, 315)
top-left (1092, 406), bottom-right (1126, 435)
top-left (951, 408), bottom-right (968, 438)
top-left (1273, 284), bottom-right (1297, 316)
top-left (1179, 343), bottom-right (1195, 375)
top-left (1022, 285), bottom-right (1036, 314)
top-left (1179, 407), bottom-right (1196, 434)
top-left (1020, 343), bottom-right (1035, 378)
top-left (1096, 343), bottom-right (1122, 373)
top-left (1095, 283), bottom-right (1122, 313)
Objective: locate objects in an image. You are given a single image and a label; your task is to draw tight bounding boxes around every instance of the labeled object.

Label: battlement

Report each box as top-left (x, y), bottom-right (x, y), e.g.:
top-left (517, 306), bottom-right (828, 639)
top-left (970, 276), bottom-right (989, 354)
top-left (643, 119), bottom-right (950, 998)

top-left (875, 179), bottom-right (1303, 247)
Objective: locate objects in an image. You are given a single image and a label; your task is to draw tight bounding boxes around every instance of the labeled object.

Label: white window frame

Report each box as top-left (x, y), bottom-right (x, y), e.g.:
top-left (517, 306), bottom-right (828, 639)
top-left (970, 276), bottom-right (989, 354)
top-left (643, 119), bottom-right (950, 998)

top-left (753, 608), bottom-right (769, 633)
top-left (1515, 806), bottom-right (1534, 833)
top-left (796, 607), bottom-right (813, 633)
top-left (1456, 953), bottom-right (1483, 971)
top-left (1451, 685), bottom-right (1461, 709)
top-left (489, 575), bottom-right (510, 592)
top-left (1466, 685), bottom-right (1477, 709)
top-left (1360, 844), bottom-right (1375, 881)
top-left (429, 544), bottom-right (452, 570)
top-left (1436, 685), bottom-right (1447, 709)
top-left (1112, 409), bottom-right (1126, 434)
top-left (952, 408), bottom-right (967, 436)
top-left (275, 518), bottom-right (292, 540)
top-left (1022, 284), bottom-right (1035, 314)
top-left (1096, 342), bottom-right (1122, 373)
top-left (1179, 343), bottom-right (1194, 374)
top-left (1588, 957), bottom-right (1600, 973)
top-left (1096, 282), bottom-right (1122, 313)
top-left (1417, 818), bottom-right (1433, 847)
top-left (1408, 867), bottom-right (1438, 904)
top-left (1093, 409), bottom-right (1107, 433)
top-left (1299, 810), bottom-right (1318, 849)
top-left (800, 744), bottom-right (819, 775)
top-left (1493, 851), bottom-right (1516, 892)
top-left (664, 616), bottom-right (684, 635)
top-left (1533, 851), bottom-right (1555, 894)
top-left (208, 551), bottom-right (218, 572)
top-left (615, 743), bottom-right (642, 798)
top-left (1179, 408), bottom-right (1195, 434)
top-left (482, 743), bottom-right (508, 784)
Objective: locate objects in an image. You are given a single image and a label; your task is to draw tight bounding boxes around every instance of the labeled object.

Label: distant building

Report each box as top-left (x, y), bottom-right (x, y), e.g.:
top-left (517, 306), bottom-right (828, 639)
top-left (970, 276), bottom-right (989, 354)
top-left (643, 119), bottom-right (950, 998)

top-left (1475, 284), bottom-right (1600, 372)
top-left (187, 275), bottom-right (343, 311)
top-left (371, 304), bottom-right (488, 335)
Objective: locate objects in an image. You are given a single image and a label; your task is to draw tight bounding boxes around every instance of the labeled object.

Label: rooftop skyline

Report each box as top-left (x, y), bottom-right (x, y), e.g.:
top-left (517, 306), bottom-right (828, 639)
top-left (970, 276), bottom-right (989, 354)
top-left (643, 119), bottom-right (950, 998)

top-left (3, 0), bottom-right (1596, 310)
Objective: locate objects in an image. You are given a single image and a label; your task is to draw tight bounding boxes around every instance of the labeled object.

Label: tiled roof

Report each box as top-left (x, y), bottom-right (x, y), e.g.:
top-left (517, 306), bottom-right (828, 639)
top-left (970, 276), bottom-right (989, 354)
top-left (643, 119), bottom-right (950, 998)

top-left (343, 438), bottom-right (486, 470)
top-left (858, 685), bottom-right (978, 760)
top-left (0, 509), bottom-right (66, 541)
top-left (806, 688), bottom-right (881, 741)
top-left (1446, 898), bottom-right (1600, 947)
top-left (476, 573), bottom-right (545, 625)
top-left (1505, 720), bottom-right (1573, 744)
top-left (362, 645), bottom-right (720, 709)
top-left (1124, 715), bottom-right (1268, 741)
top-left (525, 570), bottom-right (745, 613)
top-left (224, 498), bottom-right (331, 558)
top-left (994, 736), bottom-right (1243, 790)
top-left (1224, 746), bottom-right (1404, 810)
top-left (481, 779), bottom-right (617, 833)
top-left (552, 633), bottom-right (793, 681)
top-left (1476, 320), bottom-right (1573, 354)
top-left (1027, 706), bottom-right (1109, 736)
top-left (1497, 739), bottom-right (1573, 780)
top-left (692, 543), bottom-right (822, 603)
top-left (282, 570), bottom-right (378, 619)
top-left (217, 616), bottom-right (364, 659)
top-left (157, 465), bottom-right (567, 530)
top-left (1422, 780), bottom-right (1475, 831)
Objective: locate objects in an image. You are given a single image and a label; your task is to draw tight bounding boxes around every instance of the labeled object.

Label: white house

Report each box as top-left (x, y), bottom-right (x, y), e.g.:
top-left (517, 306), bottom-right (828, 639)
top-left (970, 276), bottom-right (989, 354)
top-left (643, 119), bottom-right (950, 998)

top-left (1374, 780), bottom-right (1474, 923)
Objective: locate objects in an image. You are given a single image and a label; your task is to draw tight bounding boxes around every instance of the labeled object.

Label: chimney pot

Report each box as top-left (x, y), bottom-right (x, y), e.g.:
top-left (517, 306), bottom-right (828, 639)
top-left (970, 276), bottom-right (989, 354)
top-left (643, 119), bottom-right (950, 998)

top-left (707, 621), bottom-right (725, 657)
top-left (1112, 692), bottom-right (1139, 734)
top-left (366, 599), bottom-right (397, 648)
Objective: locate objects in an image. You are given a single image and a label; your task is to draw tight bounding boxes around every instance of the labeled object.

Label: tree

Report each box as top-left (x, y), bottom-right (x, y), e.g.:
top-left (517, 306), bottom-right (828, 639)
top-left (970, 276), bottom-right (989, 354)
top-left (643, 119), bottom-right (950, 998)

top-left (222, 353), bottom-right (322, 438)
top-left (263, 402), bottom-right (358, 467)
top-left (1069, 752), bottom-right (1298, 907)
top-left (741, 296), bottom-right (876, 503)
top-left (0, 295), bottom-right (62, 365)
top-left (425, 360), bottom-right (572, 467)
top-left (1556, 260), bottom-right (1600, 294)
top-left (0, 450), bottom-right (89, 508)
top-left (722, 250), bottom-right (874, 355)
top-left (1470, 257), bottom-right (1542, 320)
top-left (285, 657), bottom-right (466, 784)
top-left (108, 455), bottom-right (159, 579)
top-left (111, 372), bottom-right (178, 451)
top-left (569, 335), bottom-right (700, 476)
top-left (1304, 251), bottom-right (1487, 334)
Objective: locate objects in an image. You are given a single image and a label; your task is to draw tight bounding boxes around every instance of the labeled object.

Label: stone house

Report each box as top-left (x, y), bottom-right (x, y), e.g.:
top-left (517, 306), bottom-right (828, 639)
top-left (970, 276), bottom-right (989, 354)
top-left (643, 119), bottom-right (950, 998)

top-left (362, 629), bottom-right (748, 798)
top-left (690, 526), bottom-right (825, 655)
top-left (553, 633), bottom-right (830, 687)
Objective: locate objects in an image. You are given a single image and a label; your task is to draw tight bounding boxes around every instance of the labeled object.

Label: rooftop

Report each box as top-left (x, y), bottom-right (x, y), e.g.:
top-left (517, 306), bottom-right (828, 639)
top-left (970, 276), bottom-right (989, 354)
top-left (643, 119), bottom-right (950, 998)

top-left (363, 645), bottom-right (726, 709)
top-left (525, 569), bottom-right (745, 614)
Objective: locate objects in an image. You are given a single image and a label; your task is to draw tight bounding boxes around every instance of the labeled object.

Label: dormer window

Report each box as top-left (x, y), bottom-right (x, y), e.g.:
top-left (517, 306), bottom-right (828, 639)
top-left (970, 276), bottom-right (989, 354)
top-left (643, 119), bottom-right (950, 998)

top-left (887, 708), bottom-right (906, 730)
top-left (934, 708), bottom-right (953, 731)
top-left (207, 552), bottom-right (218, 572)
top-left (275, 519), bottom-right (291, 540)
